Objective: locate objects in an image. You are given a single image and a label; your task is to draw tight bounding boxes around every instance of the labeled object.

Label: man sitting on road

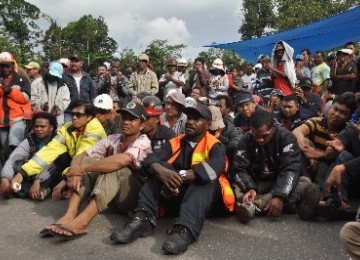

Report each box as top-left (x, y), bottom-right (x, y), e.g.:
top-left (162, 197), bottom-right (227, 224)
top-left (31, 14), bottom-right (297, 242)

top-left (231, 109), bottom-right (320, 223)
top-left (41, 102), bottom-right (152, 239)
top-left (0, 112), bottom-right (57, 198)
top-left (110, 104), bottom-right (234, 254)
top-left (292, 93), bottom-right (356, 184)
top-left (10, 100), bottom-right (106, 200)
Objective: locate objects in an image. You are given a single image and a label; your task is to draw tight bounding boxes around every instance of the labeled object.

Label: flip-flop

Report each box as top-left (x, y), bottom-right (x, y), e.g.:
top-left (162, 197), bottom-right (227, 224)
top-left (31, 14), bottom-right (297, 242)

top-left (52, 226), bottom-right (87, 241)
top-left (39, 223), bottom-right (62, 237)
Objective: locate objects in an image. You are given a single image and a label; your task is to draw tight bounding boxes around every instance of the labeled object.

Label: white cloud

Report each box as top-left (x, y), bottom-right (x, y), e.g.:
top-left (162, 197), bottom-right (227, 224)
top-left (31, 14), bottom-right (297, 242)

top-left (27, 0), bottom-right (243, 59)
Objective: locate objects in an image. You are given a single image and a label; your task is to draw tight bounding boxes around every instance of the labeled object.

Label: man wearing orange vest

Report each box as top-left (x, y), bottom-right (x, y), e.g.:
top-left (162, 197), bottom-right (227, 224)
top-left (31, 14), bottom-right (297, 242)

top-left (110, 104), bottom-right (233, 254)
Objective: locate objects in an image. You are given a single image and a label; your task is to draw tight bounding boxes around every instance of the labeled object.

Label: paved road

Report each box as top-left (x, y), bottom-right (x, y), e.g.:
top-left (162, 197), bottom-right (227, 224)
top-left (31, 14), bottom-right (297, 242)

top-left (0, 198), bottom-right (351, 260)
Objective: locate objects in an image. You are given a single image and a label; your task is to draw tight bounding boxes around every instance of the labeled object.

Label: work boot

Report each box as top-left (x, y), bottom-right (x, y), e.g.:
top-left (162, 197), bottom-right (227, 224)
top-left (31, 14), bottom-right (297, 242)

top-left (297, 183), bottom-right (321, 221)
top-left (235, 202), bottom-right (256, 224)
top-left (162, 225), bottom-right (195, 254)
top-left (110, 211), bottom-right (154, 244)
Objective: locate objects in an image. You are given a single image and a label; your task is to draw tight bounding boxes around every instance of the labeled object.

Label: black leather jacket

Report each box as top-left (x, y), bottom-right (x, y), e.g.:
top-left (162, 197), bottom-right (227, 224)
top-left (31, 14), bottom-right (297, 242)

top-left (230, 126), bottom-right (301, 201)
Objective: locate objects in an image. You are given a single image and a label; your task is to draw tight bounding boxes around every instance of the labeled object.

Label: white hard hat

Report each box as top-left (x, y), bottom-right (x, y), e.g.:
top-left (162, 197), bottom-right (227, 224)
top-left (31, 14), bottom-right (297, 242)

top-left (94, 94), bottom-right (113, 110)
top-left (177, 58), bottom-right (188, 67)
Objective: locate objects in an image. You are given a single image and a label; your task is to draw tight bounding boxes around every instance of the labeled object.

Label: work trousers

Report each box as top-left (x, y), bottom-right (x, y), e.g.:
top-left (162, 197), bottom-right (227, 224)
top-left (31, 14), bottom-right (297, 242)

top-left (134, 163), bottom-right (222, 239)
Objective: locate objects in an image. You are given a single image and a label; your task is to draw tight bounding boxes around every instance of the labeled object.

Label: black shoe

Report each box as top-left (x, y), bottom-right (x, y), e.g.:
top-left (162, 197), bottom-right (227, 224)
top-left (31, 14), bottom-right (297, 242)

top-left (297, 183), bottom-right (321, 221)
top-left (110, 211), bottom-right (154, 244)
top-left (318, 204), bottom-right (357, 221)
top-left (162, 225), bottom-right (195, 254)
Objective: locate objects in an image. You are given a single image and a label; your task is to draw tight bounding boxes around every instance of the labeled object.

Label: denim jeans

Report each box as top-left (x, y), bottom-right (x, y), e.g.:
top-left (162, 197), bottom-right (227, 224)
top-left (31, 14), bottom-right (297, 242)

top-left (0, 120), bottom-right (26, 159)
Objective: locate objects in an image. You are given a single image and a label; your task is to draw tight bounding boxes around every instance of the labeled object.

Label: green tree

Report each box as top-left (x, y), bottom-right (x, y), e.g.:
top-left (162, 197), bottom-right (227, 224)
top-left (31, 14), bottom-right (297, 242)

top-left (144, 39), bottom-right (186, 76)
top-left (239, 0), bottom-right (276, 39)
top-left (275, 0), bottom-right (360, 31)
top-left (0, 0), bottom-right (41, 64)
top-left (119, 48), bottom-right (137, 68)
top-left (41, 17), bottom-right (63, 61)
top-left (0, 36), bottom-right (19, 57)
top-left (42, 15), bottom-right (118, 68)
top-left (198, 48), bottom-right (243, 70)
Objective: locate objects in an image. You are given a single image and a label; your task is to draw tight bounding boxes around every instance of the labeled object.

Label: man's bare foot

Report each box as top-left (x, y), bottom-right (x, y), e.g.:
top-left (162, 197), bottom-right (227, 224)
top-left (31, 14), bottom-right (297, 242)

top-left (42, 213), bottom-right (77, 232)
top-left (52, 218), bottom-right (88, 236)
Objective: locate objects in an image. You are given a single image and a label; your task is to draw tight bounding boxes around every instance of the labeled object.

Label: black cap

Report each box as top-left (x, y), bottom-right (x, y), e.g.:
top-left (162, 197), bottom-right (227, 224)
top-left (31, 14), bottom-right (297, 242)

top-left (183, 104), bottom-right (212, 121)
top-left (69, 54), bottom-right (83, 61)
top-left (235, 91), bottom-right (254, 106)
top-left (298, 77), bottom-right (313, 91)
top-left (117, 102), bottom-right (147, 121)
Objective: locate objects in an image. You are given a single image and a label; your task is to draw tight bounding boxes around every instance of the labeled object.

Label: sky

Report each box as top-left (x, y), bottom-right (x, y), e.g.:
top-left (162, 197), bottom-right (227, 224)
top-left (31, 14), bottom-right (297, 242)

top-left (27, 0), bottom-right (244, 60)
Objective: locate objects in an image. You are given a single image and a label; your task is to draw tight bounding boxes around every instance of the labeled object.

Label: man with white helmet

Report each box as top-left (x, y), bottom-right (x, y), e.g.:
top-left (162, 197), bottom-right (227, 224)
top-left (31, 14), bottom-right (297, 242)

top-left (31, 61), bottom-right (71, 127)
top-left (93, 94), bottom-right (120, 136)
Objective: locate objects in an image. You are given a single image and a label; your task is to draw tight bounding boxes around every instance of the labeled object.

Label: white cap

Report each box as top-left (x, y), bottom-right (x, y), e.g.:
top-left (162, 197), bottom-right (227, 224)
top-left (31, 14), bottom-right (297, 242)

top-left (93, 94), bottom-right (113, 110)
top-left (337, 48), bottom-right (353, 55)
top-left (254, 63), bottom-right (262, 69)
top-left (211, 58), bottom-right (224, 70)
top-left (58, 58), bottom-right (70, 68)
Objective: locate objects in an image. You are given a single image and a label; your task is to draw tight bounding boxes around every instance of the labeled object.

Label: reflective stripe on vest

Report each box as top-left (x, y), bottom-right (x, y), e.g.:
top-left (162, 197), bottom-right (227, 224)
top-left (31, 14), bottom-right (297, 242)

top-left (167, 132), bottom-right (235, 212)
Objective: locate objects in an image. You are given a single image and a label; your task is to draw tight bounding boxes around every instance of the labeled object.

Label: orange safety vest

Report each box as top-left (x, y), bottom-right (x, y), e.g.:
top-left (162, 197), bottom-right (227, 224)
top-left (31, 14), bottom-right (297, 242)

top-left (167, 132), bottom-right (235, 212)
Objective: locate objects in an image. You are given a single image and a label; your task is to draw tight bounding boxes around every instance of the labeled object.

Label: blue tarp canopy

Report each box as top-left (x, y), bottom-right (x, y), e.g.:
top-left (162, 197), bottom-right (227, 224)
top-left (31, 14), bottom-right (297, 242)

top-left (206, 6), bottom-right (360, 63)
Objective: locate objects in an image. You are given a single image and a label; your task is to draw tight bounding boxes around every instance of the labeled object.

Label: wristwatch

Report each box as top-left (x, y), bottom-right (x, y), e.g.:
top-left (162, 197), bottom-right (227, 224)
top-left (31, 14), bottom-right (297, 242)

top-left (178, 170), bottom-right (187, 179)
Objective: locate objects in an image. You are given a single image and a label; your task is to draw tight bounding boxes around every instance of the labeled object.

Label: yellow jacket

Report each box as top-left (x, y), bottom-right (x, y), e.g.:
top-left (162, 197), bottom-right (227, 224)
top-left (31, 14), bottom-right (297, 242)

top-left (21, 118), bottom-right (106, 177)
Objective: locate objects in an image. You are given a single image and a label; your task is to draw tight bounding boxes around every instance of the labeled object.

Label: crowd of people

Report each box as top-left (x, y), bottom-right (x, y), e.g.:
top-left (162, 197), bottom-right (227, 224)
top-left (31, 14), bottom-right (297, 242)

top-left (0, 39), bottom-right (360, 257)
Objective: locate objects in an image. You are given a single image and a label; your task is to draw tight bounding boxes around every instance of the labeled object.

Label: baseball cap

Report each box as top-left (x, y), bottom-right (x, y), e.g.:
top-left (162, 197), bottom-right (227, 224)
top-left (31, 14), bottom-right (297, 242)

top-left (69, 54), bottom-right (83, 61)
top-left (295, 54), bottom-right (305, 61)
top-left (183, 104), bottom-right (212, 121)
top-left (0, 52), bottom-right (15, 65)
top-left (270, 89), bottom-right (285, 97)
top-left (337, 49), bottom-right (353, 55)
top-left (208, 105), bottom-right (225, 130)
top-left (142, 96), bottom-right (163, 116)
top-left (117, 102), bottom-right (147, 121)
top-left (25, 61), bottom-right (40, 70)
top-left (94, 94), bottom-right (113, 110)
top-left (138, 53), bottom-right (149, 62)
top-left (167, 91), bottom-right (186, 107)
top-left (49, 62), bottom-right (64, 78)
top-left (235, 91), bottom-right (254, 106)
top-left (298, 77), bottom-right (313, 90)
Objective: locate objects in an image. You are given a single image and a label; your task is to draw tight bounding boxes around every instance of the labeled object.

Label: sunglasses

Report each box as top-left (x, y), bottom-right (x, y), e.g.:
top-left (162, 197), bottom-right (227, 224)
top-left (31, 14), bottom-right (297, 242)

top-left (0, 64), bottom-right (11, 68)
top-left (250, 127), bottom-right (274, 139)
top-left (167, 65), bottom-right (177, 67)
top-left (71, 112), bottom-right (86, 118)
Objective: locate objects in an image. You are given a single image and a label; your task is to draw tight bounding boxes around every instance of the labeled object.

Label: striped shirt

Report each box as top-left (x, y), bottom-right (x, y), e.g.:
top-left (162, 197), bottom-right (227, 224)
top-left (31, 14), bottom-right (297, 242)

top-left (302, 116), bottom-right (339, 150)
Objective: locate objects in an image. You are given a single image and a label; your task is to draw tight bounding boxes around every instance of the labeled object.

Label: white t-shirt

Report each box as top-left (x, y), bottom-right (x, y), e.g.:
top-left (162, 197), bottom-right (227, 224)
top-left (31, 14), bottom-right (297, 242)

top-left (74, 75), bottom-right (82, 94)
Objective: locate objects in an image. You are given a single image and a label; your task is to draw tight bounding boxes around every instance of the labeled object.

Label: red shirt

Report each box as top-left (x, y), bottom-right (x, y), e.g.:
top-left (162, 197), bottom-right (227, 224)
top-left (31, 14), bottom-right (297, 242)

top-left (273, 63), bottom-right (292, 95)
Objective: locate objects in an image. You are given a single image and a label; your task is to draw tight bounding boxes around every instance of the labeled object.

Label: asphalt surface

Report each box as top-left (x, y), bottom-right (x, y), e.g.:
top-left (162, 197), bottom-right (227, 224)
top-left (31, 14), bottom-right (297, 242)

top-left (0, 197), bottom-right (351, 260)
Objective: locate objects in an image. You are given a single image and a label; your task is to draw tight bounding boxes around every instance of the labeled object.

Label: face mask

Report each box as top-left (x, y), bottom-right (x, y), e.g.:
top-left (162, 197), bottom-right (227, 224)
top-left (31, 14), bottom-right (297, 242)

top-left (44, 73), bottom-right (57, 83)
